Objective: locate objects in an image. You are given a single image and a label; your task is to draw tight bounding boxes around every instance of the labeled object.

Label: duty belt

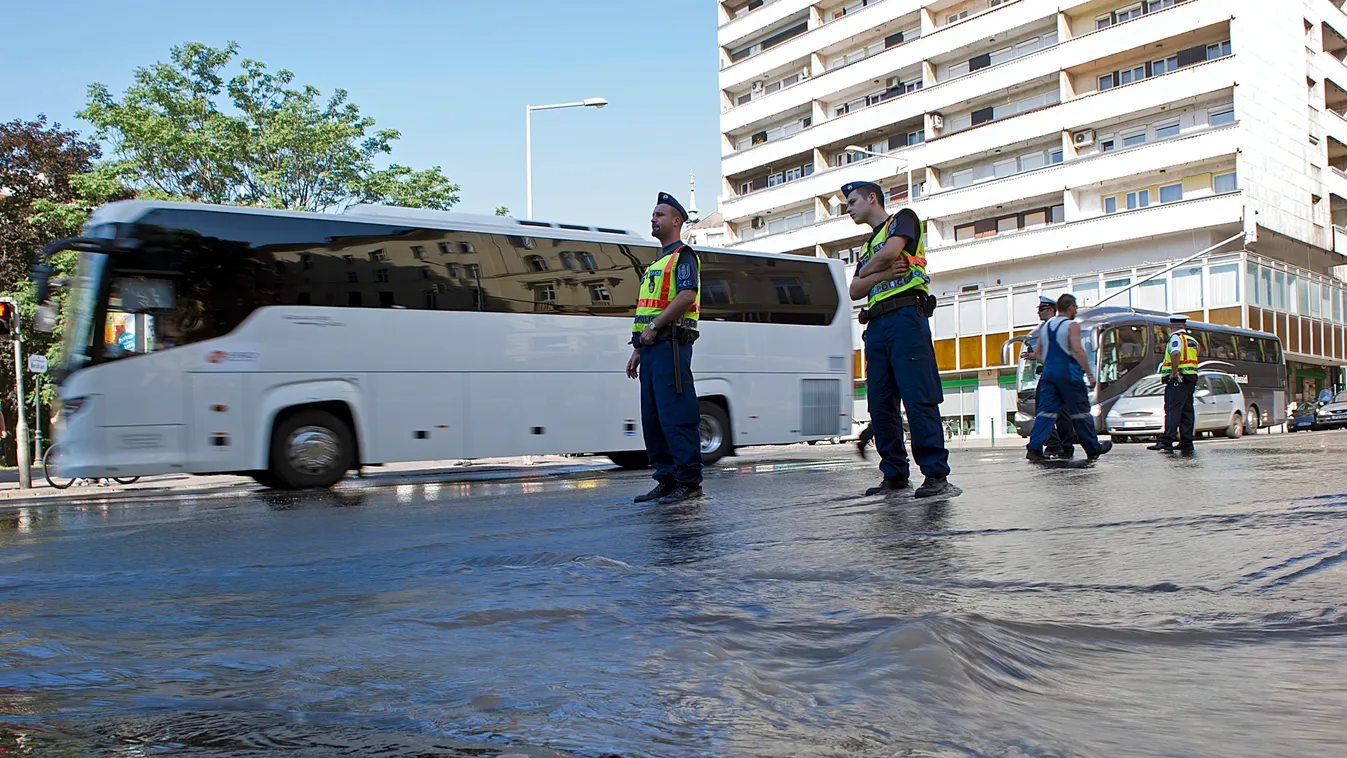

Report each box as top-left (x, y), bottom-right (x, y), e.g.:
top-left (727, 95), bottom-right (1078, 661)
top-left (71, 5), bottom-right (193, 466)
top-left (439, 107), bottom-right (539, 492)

top-left (861, 292), bottom-right (923, 324)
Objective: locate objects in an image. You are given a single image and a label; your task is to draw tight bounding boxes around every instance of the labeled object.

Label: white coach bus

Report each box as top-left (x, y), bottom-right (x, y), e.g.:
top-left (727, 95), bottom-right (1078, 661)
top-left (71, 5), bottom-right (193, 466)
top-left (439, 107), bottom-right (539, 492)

top-left (35, 201), bottom-right (853, 489)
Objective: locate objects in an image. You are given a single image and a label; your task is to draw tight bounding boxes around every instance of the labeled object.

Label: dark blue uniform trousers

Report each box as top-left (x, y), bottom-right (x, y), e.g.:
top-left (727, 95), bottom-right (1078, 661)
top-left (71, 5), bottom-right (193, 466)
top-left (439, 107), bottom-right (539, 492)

top-left (865, 307), bottom-right (950, 481)
top-left (640, 340), bottom-right (703, 486)
top-left (1158, 375), bottom-right (1197, 448)
top-left (1027, 363), bottom-right (1104, 455)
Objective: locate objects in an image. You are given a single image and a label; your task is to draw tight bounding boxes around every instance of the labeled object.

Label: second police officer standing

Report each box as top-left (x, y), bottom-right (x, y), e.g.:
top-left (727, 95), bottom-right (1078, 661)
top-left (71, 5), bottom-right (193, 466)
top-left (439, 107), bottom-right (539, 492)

top-left (1148, 314), bottom-right (1201, 452)
top-left (626, 193), bottom-right (704, 504)
top-left (844, 180), bottom-right (952, 498)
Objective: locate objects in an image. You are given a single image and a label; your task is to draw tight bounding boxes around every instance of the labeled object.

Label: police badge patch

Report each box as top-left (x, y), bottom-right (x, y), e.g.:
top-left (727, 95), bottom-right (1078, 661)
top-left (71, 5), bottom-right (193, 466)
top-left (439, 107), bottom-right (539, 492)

top-left (677, 263), bottom-right (690, 279)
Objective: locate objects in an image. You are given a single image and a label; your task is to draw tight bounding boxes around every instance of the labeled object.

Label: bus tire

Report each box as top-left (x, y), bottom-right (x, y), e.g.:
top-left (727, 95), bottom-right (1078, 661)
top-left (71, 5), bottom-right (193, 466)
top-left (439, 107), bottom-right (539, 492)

top-left (249, 469), bottom-right (285, 489)
top-left (606, 451), bottom-right (650, 469)
top-left (1244, 405), bottom-right (1259, 436)
top-left (699, 400), bottom-right (732, 465)
top-left (269, 409), bottom-right (355, 489)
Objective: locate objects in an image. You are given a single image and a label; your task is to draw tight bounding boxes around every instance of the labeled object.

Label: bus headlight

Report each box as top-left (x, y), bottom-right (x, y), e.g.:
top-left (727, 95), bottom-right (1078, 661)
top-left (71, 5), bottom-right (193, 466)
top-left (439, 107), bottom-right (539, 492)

top-left (1091, 404), bottom-right (1101, 417)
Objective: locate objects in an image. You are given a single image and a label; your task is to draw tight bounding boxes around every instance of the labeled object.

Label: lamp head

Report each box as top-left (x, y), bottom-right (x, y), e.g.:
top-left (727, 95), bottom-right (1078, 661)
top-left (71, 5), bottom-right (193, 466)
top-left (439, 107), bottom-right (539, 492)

top-left (583, 97), bottom-right (609, 108)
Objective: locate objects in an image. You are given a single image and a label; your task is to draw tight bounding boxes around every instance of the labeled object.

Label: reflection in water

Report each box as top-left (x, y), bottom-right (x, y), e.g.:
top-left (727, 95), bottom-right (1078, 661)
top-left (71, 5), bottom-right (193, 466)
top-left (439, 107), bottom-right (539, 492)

top-left (650, 500), bottom-right (714, 566)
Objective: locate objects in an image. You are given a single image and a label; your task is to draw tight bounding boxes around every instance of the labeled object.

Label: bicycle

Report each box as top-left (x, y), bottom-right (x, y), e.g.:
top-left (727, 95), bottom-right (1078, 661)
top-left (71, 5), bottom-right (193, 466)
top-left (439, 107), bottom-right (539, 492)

top-left (43, 444), bottom-right (139, 489)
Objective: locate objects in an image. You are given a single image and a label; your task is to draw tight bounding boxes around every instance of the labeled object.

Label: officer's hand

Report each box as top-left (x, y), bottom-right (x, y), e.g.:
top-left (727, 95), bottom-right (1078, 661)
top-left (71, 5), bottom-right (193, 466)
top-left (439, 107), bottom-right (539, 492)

top-left (626, 350), bottom-right (640, 379)
top-left (890, 257), bottom-right (910, 278)
top-left (639, 325), bottom-right (657, 346)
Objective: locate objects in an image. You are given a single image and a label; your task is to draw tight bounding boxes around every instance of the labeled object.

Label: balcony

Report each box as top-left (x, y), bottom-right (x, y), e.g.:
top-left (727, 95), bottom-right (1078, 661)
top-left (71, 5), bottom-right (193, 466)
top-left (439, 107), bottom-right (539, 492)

top-left (722, 0), bottom-right (1232, 174)
top-left (720, 0), bottom-right (1225, 137)
top-left (723, 148), bottom-right (923, 222)
top-left (925, 191), bottom-right (1245, 275)
top-left (921, 122), bottom-right (1239, 220)
top-left (720, 0), bottom-right (809, 45)
top-left (733, 213), bottom-right (871, 254)
top-left (1336, 225), bottom-right (1347, 256)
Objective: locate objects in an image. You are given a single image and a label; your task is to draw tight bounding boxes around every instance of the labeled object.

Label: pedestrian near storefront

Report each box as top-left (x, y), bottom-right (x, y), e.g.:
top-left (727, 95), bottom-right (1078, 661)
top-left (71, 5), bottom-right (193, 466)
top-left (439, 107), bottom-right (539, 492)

top-left (844, 180), bottom-right (951, 498)
top-left (1022, 294), bottom-right (1077, 458)
top-left (627, 192), bottom-right (704, 505)
top-left (1025, 294), bottom-right (1113, 462)
top-left (1148, 314), bottom-right (1201, 452)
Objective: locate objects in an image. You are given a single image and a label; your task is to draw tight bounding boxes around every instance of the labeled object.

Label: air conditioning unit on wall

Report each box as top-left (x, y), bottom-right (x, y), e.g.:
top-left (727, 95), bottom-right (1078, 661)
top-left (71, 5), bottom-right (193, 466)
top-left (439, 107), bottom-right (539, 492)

top-left (1073, 129), bottom-right (1095, 147)
top-left (751, 81), bottom-right (764, 93)
top-left (929, 112), bottom-right (945, 130)
top-left (751, 217), bottom-right (764, 229)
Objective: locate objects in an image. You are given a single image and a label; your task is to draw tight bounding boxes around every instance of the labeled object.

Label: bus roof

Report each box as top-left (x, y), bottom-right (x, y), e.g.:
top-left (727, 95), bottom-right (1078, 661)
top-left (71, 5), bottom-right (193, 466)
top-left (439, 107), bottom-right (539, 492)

top-left (83, 199), bottom-right (832, 267)
top-left (1077, 306), bottom-right (1281, 343)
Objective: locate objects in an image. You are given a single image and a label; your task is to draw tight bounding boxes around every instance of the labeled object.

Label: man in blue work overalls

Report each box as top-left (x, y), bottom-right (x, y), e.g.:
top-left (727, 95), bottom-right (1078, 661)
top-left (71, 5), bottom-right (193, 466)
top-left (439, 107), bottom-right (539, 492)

top-left (1025, 294), bottom-right (1113, 462)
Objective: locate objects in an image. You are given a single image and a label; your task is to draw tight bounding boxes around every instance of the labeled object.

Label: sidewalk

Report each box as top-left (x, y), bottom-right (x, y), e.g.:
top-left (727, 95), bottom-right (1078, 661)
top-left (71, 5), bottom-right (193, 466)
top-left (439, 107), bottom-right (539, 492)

top-left (0, 455), bottom-right (618, 507)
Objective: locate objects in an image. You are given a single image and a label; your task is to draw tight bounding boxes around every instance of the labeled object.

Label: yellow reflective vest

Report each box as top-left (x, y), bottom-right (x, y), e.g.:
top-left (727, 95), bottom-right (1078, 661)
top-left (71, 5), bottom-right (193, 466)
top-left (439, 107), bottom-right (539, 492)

top-left (1159, 330), bottom-right (1200, 377)
top-left (633, 244), bottom-right (700, 333)
top-left (857, 208), bottom-right (930, 309)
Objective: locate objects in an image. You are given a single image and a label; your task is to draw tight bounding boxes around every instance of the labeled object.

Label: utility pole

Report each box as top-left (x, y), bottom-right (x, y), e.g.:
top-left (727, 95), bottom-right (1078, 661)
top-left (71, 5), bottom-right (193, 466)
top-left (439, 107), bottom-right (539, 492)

top-left (0, 298), bottom-right (28, 489)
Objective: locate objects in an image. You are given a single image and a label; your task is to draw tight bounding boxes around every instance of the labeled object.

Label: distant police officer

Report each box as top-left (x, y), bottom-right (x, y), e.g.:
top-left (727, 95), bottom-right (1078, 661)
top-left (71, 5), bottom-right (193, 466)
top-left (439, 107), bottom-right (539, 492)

top-left (626, 192), bottom-right (703, 504)
top-left (844, 180), bottom-right (951, 498)
top-left (1148, 314), bottom-right (1201, 452)
top-left (1025, 294), bottom-right (1113, 462)
top-left (1022, 294), bottom-right (1076, 458)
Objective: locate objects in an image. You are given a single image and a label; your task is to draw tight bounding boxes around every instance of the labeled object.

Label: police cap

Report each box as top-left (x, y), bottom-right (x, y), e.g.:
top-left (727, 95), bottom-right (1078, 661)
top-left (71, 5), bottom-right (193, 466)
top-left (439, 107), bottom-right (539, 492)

top-left (840, 180), bottom-right (884, 200)
top-left (1169, 314), bottom-right (1189, 325)
top-left (1038, 295), bottom-right (1057, 307)
top-left (656, 192), bottom-right (688, 222)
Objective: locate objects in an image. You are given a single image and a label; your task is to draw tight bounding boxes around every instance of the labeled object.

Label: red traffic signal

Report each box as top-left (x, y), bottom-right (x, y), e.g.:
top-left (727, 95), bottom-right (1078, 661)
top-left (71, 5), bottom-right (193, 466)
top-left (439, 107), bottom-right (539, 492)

top-left (0, 300), bottom-right (14, 340)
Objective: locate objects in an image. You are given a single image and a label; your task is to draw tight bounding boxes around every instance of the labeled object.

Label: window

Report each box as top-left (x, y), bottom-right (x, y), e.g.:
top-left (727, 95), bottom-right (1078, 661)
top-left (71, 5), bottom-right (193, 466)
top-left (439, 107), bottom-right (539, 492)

top-left (1019, 151), bottom-right (1046, 172)
top-left (951, 169), bottom-right (975, 188)
top-left (1159, 182), bottom-right (1183, 203)
top-left (773, 277), bottom-right (809, 305)
top-left (997, 216), bottom-right (1018, 234)
top-left (1100, 139), bottom-right (1115, 153)
top-left (526, 255), bottom-right (548, 272)
top-left (703, 279), bottom-right (731, 306)
top-left (955, 224), bottom-right (975, 242)
top-left (460, 241), bottom-right (476, 254)
top-left (1098, 74), bottom-right (1115, 91)
top-left (300, 254), bottom-right (313, 270)
top-left (534, 283), bottom-right (556, 306)
top-left (1050, 149), bottom-right (1063, 164)
top-left (411, 245), bottom-right (426, 260)
top-left (1023, 210), bottom-right (1047, 228)
top-left (465, 264), bottom-right (481, 279)
top-left (559, 252), bottom-right (576, 269)
top-left (1207, 40), bottom-right (1232, 59)
top-left (946, 9), bottom-right (968, 24)
top-left (437, 242), bottom-right (453, 255)
top-left (993, 158), bottom-right (1018, 178)
top-left (1173, 267), bottom-right (1203, 310)
top-left (448, 263), bottom-right (461, 278)
top-left (375, 268), bottom-right (390, 283)
top-left (1126, 189), bottom-right (1150, 209)
top-left (369, 249), bottom-right (386, 262)
top-left (347, 271), bottom-right (359, 283)
top-left (1155, 122), bottom-right (1181, 138)
top-left (1104, 196), bottom-right (1118, 214)
top-left (589, 283), bottom-right (611, 303)
top-left (420, 266), bottom-right (432, 280)
top-left (1214, 171), bottom-right (1238, 193)
top-left (1122, 131), bottom-right (1147, 147)
top-left (578, 252), bottom-right (598, 271)
top-left (343, 254), bottom-right (355, 264)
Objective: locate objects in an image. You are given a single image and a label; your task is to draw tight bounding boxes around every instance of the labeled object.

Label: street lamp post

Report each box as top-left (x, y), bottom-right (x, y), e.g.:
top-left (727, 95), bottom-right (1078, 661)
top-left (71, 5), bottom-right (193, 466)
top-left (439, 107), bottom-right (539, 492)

top-left (525, 97), bottom-right (608, 219)
top-left (844, 145), bottom-right (914, 205)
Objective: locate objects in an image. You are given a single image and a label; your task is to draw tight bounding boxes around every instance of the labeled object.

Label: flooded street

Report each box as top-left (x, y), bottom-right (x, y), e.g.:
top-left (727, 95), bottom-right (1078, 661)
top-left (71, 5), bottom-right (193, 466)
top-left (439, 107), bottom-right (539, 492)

top-left (1, 434), bottom-right (1345, 757)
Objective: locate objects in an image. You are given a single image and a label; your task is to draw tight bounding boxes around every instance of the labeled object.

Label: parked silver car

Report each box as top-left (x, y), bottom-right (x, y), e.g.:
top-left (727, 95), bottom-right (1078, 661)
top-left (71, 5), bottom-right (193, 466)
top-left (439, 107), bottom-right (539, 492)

top-left (1106, 371), bottom-right (1247, 440)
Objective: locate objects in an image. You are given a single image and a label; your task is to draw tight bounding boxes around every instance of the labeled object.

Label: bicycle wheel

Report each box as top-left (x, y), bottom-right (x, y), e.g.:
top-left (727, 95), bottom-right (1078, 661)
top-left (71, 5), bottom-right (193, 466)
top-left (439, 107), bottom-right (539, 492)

top-left (113, 476), bottom-right (140, 485)
top-left (43, 445), bottom-right (75, 490)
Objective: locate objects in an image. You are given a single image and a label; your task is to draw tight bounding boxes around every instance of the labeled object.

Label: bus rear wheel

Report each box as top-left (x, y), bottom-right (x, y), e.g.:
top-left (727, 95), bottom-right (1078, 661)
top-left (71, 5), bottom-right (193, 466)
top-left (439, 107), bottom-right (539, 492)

top-left (268, 409), bottom-right (355, 489)
top-left (699, 400), bottom-right (732, 465)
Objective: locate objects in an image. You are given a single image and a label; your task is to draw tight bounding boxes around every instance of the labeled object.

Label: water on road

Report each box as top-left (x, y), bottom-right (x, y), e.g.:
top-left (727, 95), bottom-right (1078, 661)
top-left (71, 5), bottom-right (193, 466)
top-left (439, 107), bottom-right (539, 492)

top-left (1, 434), bottom-right (1345, 757)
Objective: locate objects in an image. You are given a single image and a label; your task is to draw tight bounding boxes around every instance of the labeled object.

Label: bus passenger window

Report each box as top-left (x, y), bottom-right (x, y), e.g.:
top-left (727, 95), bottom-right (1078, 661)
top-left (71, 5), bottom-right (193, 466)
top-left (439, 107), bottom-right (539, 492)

top-left (1097, 325), bottom-right (1145, 383)
top-left (1237, 335), bottom-right (1262, 362)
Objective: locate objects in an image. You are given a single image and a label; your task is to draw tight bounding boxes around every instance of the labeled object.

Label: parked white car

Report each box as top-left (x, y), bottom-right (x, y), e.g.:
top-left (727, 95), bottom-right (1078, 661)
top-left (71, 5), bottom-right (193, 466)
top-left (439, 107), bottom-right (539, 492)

top-left (1106, 371), bottom-right (1247, 440)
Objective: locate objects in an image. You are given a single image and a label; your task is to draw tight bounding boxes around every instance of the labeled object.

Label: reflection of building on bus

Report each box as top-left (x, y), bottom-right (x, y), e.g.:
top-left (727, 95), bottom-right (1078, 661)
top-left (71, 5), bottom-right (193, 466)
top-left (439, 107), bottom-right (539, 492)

top-left (45, 201), bottom-right (852, 489)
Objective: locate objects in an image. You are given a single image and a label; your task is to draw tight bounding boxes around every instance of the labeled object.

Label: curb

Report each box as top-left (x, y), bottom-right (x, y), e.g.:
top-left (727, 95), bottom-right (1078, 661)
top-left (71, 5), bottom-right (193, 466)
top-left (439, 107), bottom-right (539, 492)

top-left (0, 462), bottom-right (619, 510)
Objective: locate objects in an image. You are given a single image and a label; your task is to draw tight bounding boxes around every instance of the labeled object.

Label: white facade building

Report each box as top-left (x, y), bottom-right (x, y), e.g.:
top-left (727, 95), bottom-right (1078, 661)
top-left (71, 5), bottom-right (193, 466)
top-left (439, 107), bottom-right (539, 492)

top-left (717, 0), bottom-right (1347, 436)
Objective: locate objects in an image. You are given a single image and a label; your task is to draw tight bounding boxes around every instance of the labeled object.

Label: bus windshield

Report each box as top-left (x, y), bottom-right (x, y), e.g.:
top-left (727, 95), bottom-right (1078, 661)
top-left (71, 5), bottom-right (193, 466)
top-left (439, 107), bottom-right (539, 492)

top-left (58, 251), bottom-right (180, 377)
top-left (1097, 324), bottom-right (1147, 383)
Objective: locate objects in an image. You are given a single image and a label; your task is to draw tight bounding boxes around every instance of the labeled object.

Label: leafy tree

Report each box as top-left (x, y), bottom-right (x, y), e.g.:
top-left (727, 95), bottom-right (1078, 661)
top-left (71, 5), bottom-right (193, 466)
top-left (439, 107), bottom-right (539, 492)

top-left (80, 41), bottom-right (459, 212)
top-left (495, 206), bottom-right (511, 217)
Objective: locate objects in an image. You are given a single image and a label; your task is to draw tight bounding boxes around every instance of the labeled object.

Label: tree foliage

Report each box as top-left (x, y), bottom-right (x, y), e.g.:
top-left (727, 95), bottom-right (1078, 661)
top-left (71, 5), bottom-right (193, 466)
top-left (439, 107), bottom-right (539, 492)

top-left (80, 41), bottom-right (459, 212)
top-left (495, 206), bottom-right (511, 217)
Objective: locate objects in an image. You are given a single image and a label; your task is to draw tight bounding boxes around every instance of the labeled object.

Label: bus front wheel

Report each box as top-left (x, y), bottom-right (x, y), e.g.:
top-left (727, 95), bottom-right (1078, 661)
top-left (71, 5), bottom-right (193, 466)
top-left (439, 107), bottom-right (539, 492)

top-left (268, 409), bottom-right (356, 489)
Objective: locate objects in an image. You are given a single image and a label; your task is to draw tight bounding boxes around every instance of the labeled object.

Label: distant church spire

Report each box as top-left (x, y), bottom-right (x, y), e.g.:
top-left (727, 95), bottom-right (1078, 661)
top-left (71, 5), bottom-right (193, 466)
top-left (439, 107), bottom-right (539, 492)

top-left (687, 169), bottom-right (700, 223)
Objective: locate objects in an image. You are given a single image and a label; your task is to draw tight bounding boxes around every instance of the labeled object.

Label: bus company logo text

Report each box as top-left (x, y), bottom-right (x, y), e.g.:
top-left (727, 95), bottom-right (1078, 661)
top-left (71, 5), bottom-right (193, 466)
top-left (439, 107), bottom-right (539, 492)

top-left (205, 350), bottom-right (260, 366)
top-left (1233, 375), bottom-right (1249, 384)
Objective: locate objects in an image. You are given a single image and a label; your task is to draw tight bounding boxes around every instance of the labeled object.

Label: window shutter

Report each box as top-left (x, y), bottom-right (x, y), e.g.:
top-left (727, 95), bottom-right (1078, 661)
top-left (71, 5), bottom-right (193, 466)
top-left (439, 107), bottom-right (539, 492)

top-left (1175, 45), bottom-right (1206, 67)
top-left (968, 53), bottom-right (992, 71)
top-left (885, 32), bottom-right (903, 48)
top-left (971, 106), bottom-right (995, 126)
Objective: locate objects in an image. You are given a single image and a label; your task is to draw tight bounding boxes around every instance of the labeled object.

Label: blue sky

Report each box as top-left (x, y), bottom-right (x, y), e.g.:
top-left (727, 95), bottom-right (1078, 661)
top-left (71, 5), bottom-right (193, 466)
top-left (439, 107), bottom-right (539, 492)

top-left (0, 0), bottom-right (721, 233)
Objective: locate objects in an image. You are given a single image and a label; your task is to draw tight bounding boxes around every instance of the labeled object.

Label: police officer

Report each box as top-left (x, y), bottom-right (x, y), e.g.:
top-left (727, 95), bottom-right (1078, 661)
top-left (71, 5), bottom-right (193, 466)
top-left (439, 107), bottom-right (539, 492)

top-left (844, 180), bottom-right (951, 498)
top-left (1025, 294), bottom-right (1113, 462)
top-left (627, 192), bottom-right (703, 504)
top-left (1148, 314), bottom-right (1201, 452)
top-left (1022, 294), bottom-right (1076, 458)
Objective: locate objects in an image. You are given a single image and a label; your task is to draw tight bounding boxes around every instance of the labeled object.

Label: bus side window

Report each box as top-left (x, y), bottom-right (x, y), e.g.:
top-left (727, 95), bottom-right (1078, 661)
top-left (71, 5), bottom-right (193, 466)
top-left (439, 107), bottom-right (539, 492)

top-left (1152, 326), bottom-right (1167, 354)
top-left (1260, 338), bottom-right (1282, 364)
top-left (1237, 335), bottom-right (1262, 362)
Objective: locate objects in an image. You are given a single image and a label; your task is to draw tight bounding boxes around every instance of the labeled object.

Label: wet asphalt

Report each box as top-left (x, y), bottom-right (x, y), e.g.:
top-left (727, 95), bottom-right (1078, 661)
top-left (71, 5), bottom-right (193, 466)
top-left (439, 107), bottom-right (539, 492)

top-left (1, 431), bottom-right (1345, 757)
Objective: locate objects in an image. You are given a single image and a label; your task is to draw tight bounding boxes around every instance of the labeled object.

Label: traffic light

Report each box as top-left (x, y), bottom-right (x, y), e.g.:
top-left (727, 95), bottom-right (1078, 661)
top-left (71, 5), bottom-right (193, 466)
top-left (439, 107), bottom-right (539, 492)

top-left (0, 299), bottom-right (15, 341)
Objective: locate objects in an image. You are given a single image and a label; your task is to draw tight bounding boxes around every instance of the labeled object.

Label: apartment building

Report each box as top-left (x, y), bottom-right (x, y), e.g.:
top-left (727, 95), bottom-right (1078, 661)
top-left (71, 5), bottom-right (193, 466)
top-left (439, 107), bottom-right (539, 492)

top-left (716, 0), bottom-right (1347, 436)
